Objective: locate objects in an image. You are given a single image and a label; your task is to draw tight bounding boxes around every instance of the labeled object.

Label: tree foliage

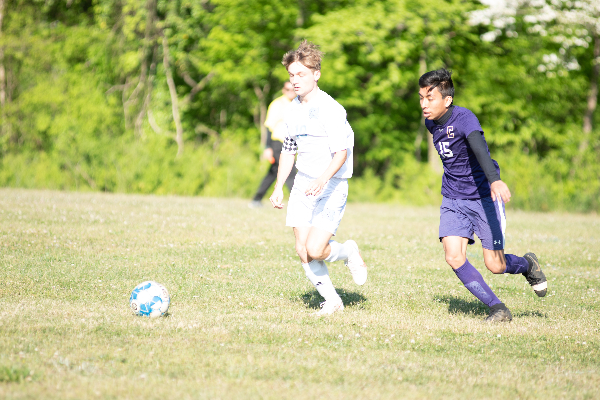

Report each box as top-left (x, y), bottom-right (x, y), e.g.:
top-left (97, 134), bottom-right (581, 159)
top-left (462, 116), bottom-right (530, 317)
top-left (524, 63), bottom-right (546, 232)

top-left (0, 0), bottom-right (598, 211)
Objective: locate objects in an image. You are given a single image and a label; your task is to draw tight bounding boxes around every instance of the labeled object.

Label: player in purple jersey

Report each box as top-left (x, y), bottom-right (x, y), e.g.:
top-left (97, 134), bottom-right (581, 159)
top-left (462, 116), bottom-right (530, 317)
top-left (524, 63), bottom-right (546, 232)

top-left (419, 68), bottom-right (548, 322)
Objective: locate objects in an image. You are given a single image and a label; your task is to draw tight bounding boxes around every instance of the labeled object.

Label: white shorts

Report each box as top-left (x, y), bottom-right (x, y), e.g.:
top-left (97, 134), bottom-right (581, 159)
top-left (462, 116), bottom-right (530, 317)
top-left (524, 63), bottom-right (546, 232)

top-left (286, 171), bottom-right (348, 235)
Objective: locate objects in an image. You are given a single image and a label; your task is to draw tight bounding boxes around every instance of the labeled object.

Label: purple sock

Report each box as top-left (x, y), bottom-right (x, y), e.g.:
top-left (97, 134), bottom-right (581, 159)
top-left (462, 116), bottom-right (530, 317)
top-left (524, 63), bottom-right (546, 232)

top-left (454, 259), bottom-right (501, 307)
top-left (504, 254), bottom-right (529, 274)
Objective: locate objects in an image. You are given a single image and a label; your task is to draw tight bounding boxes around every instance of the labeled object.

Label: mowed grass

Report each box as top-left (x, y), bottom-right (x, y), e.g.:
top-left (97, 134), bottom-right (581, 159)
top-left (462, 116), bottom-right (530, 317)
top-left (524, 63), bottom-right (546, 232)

top-left (0, 188), bottom-right (599, 400)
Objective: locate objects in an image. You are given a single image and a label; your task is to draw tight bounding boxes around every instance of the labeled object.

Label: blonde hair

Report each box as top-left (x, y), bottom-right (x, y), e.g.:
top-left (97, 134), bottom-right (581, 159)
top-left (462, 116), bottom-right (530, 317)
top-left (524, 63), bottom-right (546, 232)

top-left (282, 40), bottom-right (323, 71)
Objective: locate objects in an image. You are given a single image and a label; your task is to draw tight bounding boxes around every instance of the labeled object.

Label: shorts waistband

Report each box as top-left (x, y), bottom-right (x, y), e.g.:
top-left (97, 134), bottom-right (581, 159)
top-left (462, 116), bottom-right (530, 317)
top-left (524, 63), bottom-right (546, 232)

top-left (297, 171), bottom-right (347, 182)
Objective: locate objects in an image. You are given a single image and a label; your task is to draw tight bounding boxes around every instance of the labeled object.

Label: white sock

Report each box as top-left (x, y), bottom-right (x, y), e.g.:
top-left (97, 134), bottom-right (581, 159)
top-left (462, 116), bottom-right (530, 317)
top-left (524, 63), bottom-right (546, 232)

top-left (301, 261), bottom-right (341, 302)
top-left (324, 240), bottom-right (350, 262)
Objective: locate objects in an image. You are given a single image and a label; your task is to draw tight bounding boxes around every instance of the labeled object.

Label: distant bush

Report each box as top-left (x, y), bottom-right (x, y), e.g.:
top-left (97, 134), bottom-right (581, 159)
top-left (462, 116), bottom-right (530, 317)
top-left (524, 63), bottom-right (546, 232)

top-left (350, 156), bottom-right (442, 206)
top-left (496, 150), bottom-right (600, 213)
top-left (0, 134), bottom-right (265, 199)
top-left (5, 135), bottom-right (597, 213)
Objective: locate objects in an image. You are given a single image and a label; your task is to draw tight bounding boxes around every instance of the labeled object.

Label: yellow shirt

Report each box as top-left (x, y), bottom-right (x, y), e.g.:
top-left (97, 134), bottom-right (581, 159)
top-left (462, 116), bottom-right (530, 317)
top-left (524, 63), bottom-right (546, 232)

top-left (264, 94), bottom-right (294, 143)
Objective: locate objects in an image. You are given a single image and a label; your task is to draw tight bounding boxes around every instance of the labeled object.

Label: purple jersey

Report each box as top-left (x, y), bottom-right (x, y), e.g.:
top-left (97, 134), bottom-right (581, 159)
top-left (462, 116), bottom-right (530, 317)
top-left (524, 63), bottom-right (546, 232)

top-left (425, 106), bottom-right (500, 199)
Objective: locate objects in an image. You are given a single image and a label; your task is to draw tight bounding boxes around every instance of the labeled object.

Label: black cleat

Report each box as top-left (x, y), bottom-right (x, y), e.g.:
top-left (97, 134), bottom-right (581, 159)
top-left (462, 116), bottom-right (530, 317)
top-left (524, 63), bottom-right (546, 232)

top-left (485, 303), bottom-right (513, 323)
top-left (523, 252), bottom-right (548, 297)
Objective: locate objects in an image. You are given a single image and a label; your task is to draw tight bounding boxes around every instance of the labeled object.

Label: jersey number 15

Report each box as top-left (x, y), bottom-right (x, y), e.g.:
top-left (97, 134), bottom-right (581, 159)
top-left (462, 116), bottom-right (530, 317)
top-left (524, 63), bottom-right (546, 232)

top-left (438, 142), bottom-right (453, 158)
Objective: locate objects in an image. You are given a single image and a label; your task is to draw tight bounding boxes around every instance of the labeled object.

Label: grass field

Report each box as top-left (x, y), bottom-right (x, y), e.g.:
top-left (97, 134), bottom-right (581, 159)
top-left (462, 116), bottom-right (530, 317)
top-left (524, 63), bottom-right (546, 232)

top-left (0, 188), bottom-right (599, 399)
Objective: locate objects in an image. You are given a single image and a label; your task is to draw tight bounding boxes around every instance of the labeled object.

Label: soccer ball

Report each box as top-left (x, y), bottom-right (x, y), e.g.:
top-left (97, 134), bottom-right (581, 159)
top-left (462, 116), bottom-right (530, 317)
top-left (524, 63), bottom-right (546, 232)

top-left (129, 281), bottom-right (170, 318)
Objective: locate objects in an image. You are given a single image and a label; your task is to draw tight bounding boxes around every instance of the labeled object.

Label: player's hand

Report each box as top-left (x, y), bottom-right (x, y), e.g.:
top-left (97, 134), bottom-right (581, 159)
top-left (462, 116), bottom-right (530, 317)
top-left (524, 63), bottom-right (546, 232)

top-left (490, 180), bottom-right (511, 203)
top-left (262, 148), bottom-right (274, 162)
top-left (269, 187), bottom-right (285, 209)
top-left (305, 178), bottom-right (327, 197)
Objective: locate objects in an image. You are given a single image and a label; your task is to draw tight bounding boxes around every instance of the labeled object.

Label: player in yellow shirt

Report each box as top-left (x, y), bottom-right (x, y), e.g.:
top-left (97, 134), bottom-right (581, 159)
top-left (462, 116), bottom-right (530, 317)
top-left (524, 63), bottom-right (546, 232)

top-left (249, 82), bottom-right (297, 208)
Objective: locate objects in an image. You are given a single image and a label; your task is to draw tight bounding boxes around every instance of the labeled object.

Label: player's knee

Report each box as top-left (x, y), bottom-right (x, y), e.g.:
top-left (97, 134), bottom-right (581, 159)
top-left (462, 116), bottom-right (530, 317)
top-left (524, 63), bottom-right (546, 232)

top-left (445, 253), bottom-right (465, 269)
top-left (295, 243), bottom-right (307, 259)
top-left (486, 260), bottom-right (505, 274)
top-left (305, 242), bottom-right (325, 260)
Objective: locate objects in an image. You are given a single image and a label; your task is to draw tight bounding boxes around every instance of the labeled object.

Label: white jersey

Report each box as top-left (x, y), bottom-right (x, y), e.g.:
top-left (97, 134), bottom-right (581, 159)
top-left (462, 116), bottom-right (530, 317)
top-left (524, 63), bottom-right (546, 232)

top-left (281, 89), bottom-right (354, 179)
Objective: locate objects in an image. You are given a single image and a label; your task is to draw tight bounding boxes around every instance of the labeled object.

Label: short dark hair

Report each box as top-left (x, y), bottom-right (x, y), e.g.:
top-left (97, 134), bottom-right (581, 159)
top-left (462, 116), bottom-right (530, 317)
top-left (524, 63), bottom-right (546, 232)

top-left (419, 68), bottom-right (454, 99)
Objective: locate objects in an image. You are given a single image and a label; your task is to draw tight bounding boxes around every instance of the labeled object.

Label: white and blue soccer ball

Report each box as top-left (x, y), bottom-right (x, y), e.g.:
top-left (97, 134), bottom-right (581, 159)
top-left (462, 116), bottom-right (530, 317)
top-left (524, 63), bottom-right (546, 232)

top-left (129, 281), bottom-right (170, 318)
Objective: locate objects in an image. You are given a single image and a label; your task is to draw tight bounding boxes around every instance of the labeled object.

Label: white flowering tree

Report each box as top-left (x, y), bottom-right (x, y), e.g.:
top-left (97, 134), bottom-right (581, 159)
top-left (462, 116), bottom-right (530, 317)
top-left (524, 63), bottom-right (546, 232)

top-left (470, 0), bottom-right (599, 168)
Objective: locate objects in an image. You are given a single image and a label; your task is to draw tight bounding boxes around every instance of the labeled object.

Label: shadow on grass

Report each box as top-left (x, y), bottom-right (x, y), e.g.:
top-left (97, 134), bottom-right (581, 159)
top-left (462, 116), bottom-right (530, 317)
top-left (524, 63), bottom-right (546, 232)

top-left (512, 310), bottom-right (548, 318)
top-left (434, 295), bottom-right (488, 316)
top-left (298, 289), bottom-right (367, 310)
top-left (435, 296), bottom-right (549, 319)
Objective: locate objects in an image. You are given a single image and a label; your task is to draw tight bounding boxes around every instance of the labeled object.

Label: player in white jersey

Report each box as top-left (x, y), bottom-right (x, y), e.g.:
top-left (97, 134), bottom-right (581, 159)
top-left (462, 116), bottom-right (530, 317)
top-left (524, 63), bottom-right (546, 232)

top-left (269, 40), bottom-right (368, 316)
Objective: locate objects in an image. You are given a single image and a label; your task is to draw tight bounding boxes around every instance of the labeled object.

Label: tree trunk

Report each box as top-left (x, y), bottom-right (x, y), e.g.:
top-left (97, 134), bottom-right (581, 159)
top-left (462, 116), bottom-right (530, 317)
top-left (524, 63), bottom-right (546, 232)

top-left (571, 31), bottom-right (599, 175)
top-left (414, 126), bottom-right (423, 162)
top-left (296, 0), bottom-right (306, 27)
top-left (419, 49), bottom-right (442, 174)
top-left (181, 71), bottom-right (215, 105)
top-left (135, 45), bottom-right (158, 137)
top-left (582, 32), bottom-right (599, 140)
top-left (163, 35), bottom-right (184, 158)
top-left (0, 0), bottom-right (6, 136)
top-left (123, 0), bottom-right (156, 132)
top-left (254, 83), bottom-right (270, 147)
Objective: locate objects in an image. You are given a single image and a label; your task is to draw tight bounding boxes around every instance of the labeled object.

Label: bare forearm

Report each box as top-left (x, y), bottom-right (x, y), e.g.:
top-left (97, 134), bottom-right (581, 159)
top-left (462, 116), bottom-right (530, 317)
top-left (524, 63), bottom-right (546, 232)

top-left (304, 150), bottom-right (348, 196)
top-left (274, 153), bottom-right (296, 190)
top-left (319, 150), bottom-right (347, 182)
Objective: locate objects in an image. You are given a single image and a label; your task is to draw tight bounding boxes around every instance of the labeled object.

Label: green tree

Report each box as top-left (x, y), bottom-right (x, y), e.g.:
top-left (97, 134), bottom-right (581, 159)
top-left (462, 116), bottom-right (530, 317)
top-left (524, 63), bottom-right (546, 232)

top-left (298, 0), bottom-right (480, 176)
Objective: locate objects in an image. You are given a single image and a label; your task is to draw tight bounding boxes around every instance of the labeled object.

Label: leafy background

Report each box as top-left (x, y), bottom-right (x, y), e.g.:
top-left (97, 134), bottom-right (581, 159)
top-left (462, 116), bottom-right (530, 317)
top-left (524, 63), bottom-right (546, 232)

top-left (0, 0), bottom-right (598, 212)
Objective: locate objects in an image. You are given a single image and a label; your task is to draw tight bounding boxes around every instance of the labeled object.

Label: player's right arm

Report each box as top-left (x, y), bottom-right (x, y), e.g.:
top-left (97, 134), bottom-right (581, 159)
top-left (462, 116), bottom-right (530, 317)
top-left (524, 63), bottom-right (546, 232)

top-left (269, 153), bottom-right (295, 209)
top-left (270, 133), bottom-right (297, 209)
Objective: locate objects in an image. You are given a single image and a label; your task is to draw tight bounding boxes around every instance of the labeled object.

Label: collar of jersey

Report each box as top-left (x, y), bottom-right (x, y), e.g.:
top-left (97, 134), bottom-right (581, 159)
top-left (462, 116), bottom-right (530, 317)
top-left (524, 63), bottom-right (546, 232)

top-left (433, 105), bottom-right (455, 126)
top-left (297, 88), bottom-right (322, 105)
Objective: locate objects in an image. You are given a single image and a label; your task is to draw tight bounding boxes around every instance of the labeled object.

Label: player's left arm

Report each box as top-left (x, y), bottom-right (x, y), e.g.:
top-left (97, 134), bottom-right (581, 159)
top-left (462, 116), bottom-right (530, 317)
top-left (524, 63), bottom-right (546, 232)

top-left (489, 180), bottom-right (511, 203)
top-left (305, 150), bottom-right (347, 196)
top-left (466, 130), bottom-right (511, 203)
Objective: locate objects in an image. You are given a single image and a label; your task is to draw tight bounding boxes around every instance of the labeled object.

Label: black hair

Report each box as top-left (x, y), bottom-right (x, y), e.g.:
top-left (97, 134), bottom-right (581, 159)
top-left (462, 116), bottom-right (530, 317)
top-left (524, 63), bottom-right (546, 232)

top-left (419, 68), bottom-right (454, 99)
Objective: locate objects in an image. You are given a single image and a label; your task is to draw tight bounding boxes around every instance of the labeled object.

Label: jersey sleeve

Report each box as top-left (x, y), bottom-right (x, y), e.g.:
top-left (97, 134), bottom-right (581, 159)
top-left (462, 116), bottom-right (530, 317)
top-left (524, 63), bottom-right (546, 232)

top-left (460, 110), bottom-right (483, 139)
top-left (424, 119), bottom-right (435, 134)
top-left (280, 103), bottom-right (298, 155)
top-left (322, 105), bottom-right (350, 153)
top-left (281, 134), bottom-right (297, 154)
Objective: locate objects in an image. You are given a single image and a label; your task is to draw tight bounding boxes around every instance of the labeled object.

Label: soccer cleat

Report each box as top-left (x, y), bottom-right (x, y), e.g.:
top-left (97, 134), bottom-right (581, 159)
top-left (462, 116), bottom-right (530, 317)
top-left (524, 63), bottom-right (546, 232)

top-left (315, 298), bottom-right (344, 316)
top-left (344, 240), bottom-right (368, 285)
top-left (485, 302), bottom-right (512, 323)
top-left (523, 252), bottom-right (547, 297)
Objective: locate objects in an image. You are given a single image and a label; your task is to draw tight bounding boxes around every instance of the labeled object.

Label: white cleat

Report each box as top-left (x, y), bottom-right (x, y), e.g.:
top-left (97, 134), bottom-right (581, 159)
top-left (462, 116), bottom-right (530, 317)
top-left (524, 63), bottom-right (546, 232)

top-left (344, 240), bottom-right (368, 285)
top-left (315, 299), bottom-right (344, 316)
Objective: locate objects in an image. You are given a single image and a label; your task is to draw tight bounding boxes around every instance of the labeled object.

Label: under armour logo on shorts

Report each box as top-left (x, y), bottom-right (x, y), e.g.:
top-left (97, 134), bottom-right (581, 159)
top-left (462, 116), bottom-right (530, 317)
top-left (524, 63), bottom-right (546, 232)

top-left (494, 240), bottom-right (502, 245)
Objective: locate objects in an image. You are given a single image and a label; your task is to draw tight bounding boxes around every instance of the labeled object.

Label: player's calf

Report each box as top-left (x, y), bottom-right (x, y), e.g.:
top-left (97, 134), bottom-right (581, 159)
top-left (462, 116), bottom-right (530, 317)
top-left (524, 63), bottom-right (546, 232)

top-left (482, 248), bottom-right (508, 274)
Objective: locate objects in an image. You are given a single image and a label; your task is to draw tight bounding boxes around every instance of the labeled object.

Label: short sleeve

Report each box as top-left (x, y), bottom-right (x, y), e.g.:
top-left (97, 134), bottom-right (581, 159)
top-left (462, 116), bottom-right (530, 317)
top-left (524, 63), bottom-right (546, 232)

top-left (461, 110), bottom-right (483, 138)
top-left (425, 119), bottom-right (435, 133)
top-left (282, 135), bottom-right (297, 154)
top-left (322, 106), bottom-right (349, 153)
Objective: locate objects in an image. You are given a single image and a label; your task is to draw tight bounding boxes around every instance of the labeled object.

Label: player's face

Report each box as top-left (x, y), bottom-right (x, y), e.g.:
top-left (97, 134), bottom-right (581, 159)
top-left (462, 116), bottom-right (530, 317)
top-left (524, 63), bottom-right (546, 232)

top-left (282, 82), bottom-right (296, 100)
top-left (419, 86), bottom-right (453, 120)
top-left (288, 61), bottom-right (320, 99)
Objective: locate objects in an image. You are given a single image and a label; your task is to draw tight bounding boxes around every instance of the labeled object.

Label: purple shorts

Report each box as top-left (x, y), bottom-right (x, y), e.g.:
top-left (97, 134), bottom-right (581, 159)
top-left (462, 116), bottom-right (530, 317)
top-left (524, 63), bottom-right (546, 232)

top-left (439, 196), bottom-right (506, 250)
